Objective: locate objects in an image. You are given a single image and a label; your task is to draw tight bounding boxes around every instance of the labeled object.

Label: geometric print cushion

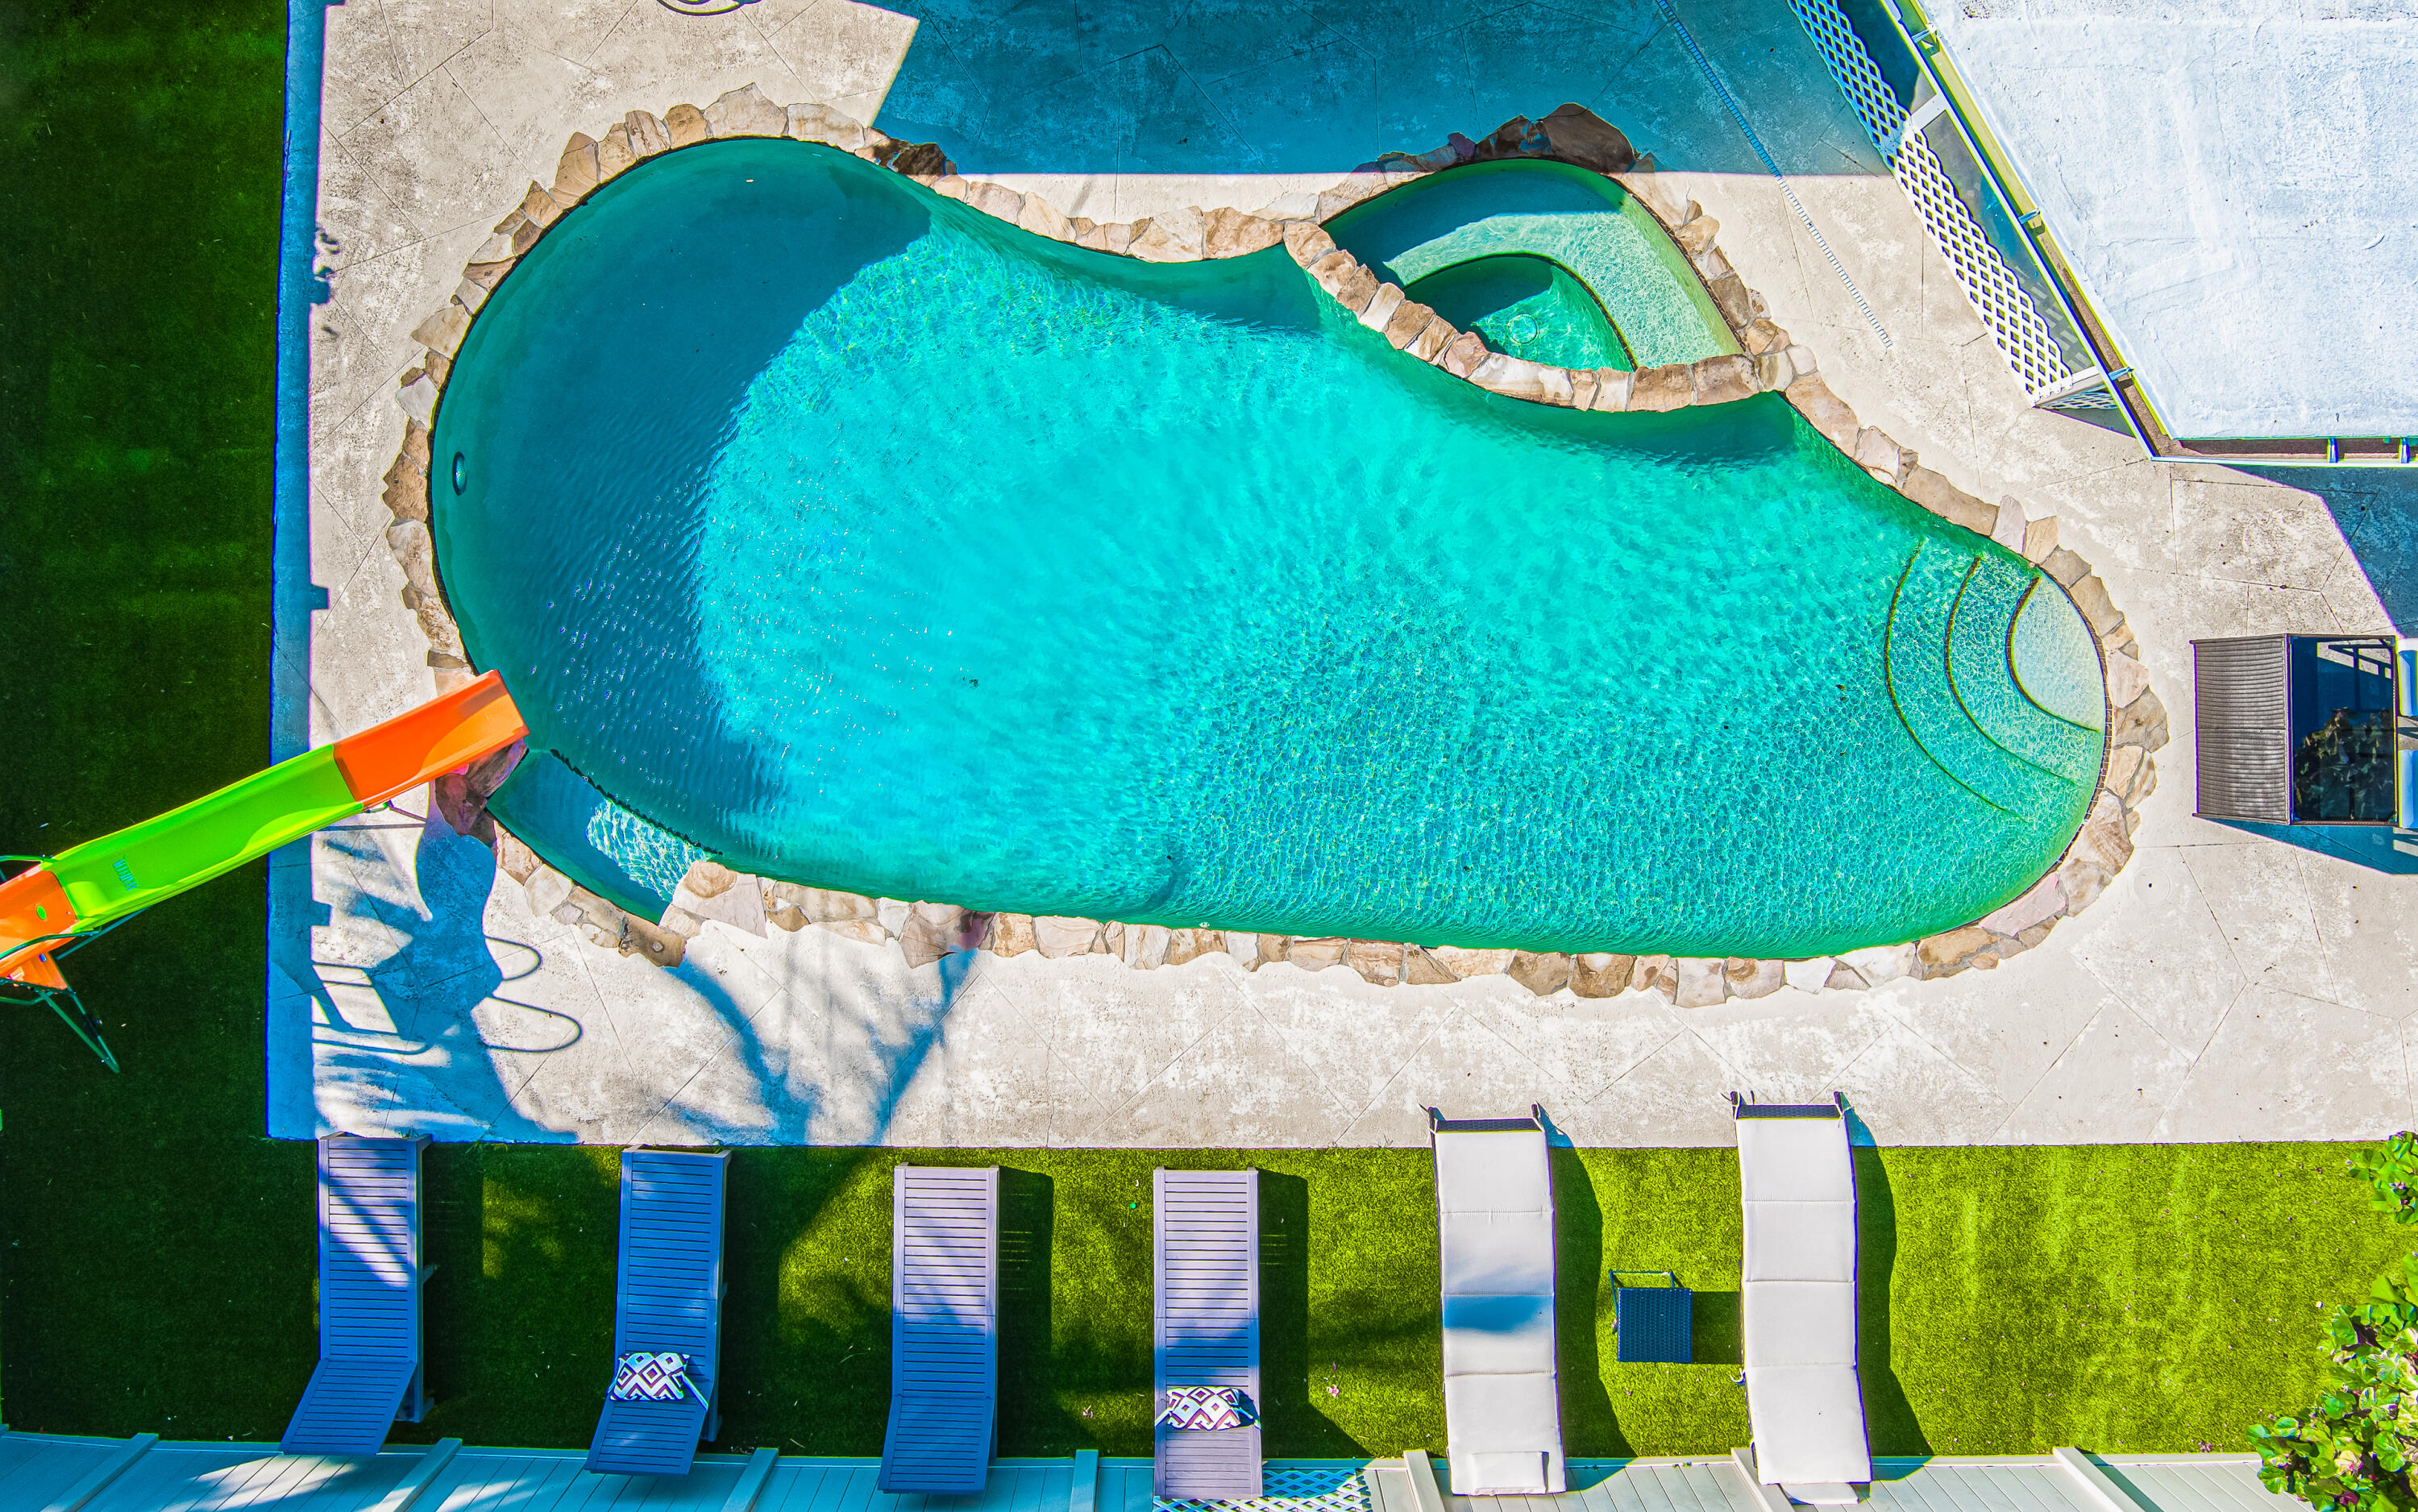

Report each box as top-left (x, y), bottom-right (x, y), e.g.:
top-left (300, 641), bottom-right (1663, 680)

top-left (1156, 1385), bottom-right (1253, 1431)
top-left (609, 1351), bottom-right (694, 1403)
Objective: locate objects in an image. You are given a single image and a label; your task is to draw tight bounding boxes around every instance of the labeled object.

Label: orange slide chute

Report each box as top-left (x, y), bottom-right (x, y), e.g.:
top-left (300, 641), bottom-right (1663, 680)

top-left (1, 671), bottom-right (527, 994)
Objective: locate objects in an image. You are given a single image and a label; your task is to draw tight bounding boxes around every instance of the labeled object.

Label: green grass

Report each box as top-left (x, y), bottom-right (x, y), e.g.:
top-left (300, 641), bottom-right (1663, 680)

top-left (0, 0), bottom-right (291, 1439)
top-left (11, 1137), bottom-right (2400, 1455)
top-left (0, 0), bottom-right (2406, 1466)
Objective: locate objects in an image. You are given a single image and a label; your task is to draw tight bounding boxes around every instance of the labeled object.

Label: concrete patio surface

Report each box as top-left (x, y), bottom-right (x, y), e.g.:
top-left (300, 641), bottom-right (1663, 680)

top-left (272, 0), bottom-right (2418, 1148)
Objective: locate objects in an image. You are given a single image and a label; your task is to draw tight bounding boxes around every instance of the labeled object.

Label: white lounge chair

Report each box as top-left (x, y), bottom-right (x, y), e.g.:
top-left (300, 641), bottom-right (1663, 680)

top-left (1431, 1107), bottom-right (1564, 1497)
top-left (1737, 1094), bottom-right (1871, 1505)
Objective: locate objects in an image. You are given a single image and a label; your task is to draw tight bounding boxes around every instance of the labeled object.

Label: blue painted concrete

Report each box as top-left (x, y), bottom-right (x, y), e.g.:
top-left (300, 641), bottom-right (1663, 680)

top-left (870, 0), bottom-right (1886, 177)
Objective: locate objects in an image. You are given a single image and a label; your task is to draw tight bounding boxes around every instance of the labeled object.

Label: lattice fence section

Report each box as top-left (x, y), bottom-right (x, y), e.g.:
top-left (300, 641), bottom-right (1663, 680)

top-left (1784, 0), bottom-right (2106, 405)
top-left (1158, 1464), bottom-right (1375, 1512)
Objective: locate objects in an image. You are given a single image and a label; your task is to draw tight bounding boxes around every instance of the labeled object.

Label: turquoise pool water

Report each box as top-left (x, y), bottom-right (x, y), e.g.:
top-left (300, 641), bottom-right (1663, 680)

top-left (1327, 159), bottom-right (1735, 372)
top-left (437, 139), bottom-right (2102, 957)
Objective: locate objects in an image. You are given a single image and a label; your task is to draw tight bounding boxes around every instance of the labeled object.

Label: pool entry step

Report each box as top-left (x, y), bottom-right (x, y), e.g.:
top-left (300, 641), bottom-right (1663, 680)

top-left (1884, 540), bottom-right (2101, 815)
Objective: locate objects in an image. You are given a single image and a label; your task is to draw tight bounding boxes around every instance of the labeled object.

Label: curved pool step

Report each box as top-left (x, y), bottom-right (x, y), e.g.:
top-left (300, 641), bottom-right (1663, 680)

top-left (1884, 541), bottom-right (2073, 816)
top-left (1947, 555), bottom-right (2104, 786)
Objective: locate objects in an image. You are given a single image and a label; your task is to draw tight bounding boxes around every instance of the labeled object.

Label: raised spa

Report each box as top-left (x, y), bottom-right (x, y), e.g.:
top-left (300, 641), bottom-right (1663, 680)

top-left (434, 139), bottom-right (2104, 958)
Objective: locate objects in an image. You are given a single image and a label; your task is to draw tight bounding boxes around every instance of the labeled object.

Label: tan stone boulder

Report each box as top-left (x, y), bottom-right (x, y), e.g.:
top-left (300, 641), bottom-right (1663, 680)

top-left (553, 133), bottom-right (600, 205)
top-left (1917, 926), bottom-right (1992, 976)
top-left (2104, 649), bottom-right (2150, 707)
top-left (625, 110), bottom-right (673, 156)
top-left (1977, 874), bottom-right (2065, 936)
top-left (1470, 353), bottom-right (1569, 405)
top-left (1126, 924), bottom-right (1174, 969)
top-left (1431, 945), bottom-right (1514, 978)
top-left (1838, 942), bottom-right (1914, 986)
top-left (1204, 207), bottom-right (1281, 258)
top-left (1627, 364), bottom-right (1695, 413)
top-left (1360, 283), bottom-right (1407, 332)
top-left (2069, 575), bottom-right (2124, 636)
top-left (659, 103), bottom-right (710, 147)
top-left (1035, 916), bottom-right (1100, 957)
top-left (1407, 317), bottom-right (1456, 363)
top-left (1591, 368), bottom-right (1634, 411)
top-left (966, 181), bottom-right (1023, 222)
top-left (409, 302), bottom-right (471, 358)
top-left (1784, 375), bottom-right (1858, 450)
top-left (1348, 939), bottom-right (1403, 985)
top-left (1164, 928), bottom-right (1223, 966)
top-left (1571, 953), bottom-right (1635, 997)
top-left (1286, 937), bottom-right (1348, 973)
top-left (1282, 221), bottom-right (1336, 267)
top-left (1901, 466), bottom-right (1996, 534)
top-left (1691, 355), bottom-right (1756, 405)
top-left (766, 883), bottom-right (876, 923)
top-left (1016, 193), bottom-right (1073, 242)
top-left (1726, 957), bottom-right (1784, 999)
top-left (1130, 206), bottom-right (1206, 261)
top-left (786, 103), bottom-right (866, 149)
top-left (821, 917), bottom-right (887, 945)
top-left (983, 913), bottom-right (1039, 956)
top-left (597, 124), bottom-right (638, 181)
top-left (625, 912), bottom-right (687, 969)
top-left (671, 860), bottom-right (767, 937)
top-left (1508, 951), bottom-right (1573, 995)
top-left (2109, 688), bottom-right (2168, 751)
top-left (705, 85), bottom-right (786, 138)
top-left (1853, 427), bottom-right (1905, 481)
top-left (1384, 299), bottom-right (1437, 350)
top-left (1440, 331), bottom-right (1489, 378)
top-left (1403, 946), bottom-right (1457, 985)
top-left (1674, 957), bottom-right (1728, 1007)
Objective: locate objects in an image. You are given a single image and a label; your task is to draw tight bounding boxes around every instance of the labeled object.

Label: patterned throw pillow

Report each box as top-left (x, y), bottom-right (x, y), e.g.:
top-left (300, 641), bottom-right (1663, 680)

top-left (1156, 1386), bottom-right (1255, 1431)
top-left (609, 1351), bottom-right (695, 1402)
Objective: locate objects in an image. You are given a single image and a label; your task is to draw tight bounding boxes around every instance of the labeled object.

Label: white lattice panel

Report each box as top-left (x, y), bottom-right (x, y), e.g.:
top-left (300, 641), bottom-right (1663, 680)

top-left (1784, 0), bottom-right (2104, 405)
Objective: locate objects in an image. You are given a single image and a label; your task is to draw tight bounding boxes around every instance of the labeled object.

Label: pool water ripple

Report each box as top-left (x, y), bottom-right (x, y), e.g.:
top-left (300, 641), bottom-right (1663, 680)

top-left (435, 139), bottom-right (2100, 957)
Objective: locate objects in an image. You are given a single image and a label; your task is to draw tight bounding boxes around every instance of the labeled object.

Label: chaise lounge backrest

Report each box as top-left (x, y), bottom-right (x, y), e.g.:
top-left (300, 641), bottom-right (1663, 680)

top-left (879, 1165), bottom-right (1000, 1493)
top-left (587, 1149), bottom-right (729, 1476)
top-left (1154, 1168), bottom-right (1261, 1499)
top-left (282, 1133), bottom-right (432, 1455)
top-left (1737, 1094), bottom-right (1871, 1504)
top-left (1431, 1107), bottom-right (1564, 1497)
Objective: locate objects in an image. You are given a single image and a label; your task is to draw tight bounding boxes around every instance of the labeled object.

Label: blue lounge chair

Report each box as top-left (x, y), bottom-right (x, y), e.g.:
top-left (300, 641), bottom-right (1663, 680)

top-left (587, 1149), bottom-right (729, 1475)
top-left (282, 1134), bottom-right (433, 1455)
top-left (1154, 1168), bottom-right (1261, 1499)
top-left (879, 1165), bottom-right (1000, 1492)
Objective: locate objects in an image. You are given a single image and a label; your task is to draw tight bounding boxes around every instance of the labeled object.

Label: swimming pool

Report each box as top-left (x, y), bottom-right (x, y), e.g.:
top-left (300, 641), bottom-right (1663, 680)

top-left (433, 138), bottom-right (2104, 958)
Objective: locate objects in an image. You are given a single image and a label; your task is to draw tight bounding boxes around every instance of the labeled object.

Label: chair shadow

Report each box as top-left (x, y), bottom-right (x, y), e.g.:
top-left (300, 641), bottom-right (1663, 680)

top-left (996, 1167), bottom-right (1062, 1450)
top-left (1851, 1147), bottom-right (1930, 1456)
top-left (1549, 1149), bottom-right (1629, 1458)
top-left (1690, 1290), bottom-right (1743, 1367)
top-left (1259, 1169), bottom-right (1361, 1456)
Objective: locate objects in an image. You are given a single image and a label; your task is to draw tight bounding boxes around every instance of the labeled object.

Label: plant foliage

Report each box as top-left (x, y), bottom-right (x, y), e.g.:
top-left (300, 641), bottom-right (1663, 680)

top-left (2252, 1136), bottom-right (2418, 1511)
top-left (2354, 1132), bottom-right (2418, 1227)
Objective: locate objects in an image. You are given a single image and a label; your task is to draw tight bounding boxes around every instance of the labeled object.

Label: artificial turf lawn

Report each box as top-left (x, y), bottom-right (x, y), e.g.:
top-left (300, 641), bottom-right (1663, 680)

top-left (0, 0), bottom-right (2408, 1465)
top-left (0, 0), bottom-right (293, 1439)
top-left (5, 1135), bottom-right (2408, 1456)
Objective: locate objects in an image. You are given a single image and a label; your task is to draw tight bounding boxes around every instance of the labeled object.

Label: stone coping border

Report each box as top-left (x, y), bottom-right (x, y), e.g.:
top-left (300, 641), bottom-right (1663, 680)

top-left (380, 86), bottom-right (2167, 1001)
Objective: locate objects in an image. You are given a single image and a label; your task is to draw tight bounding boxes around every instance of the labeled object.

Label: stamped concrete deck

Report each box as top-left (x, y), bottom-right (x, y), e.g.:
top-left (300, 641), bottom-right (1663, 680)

top-left (273, 0), bottom-right (2418, 1148)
